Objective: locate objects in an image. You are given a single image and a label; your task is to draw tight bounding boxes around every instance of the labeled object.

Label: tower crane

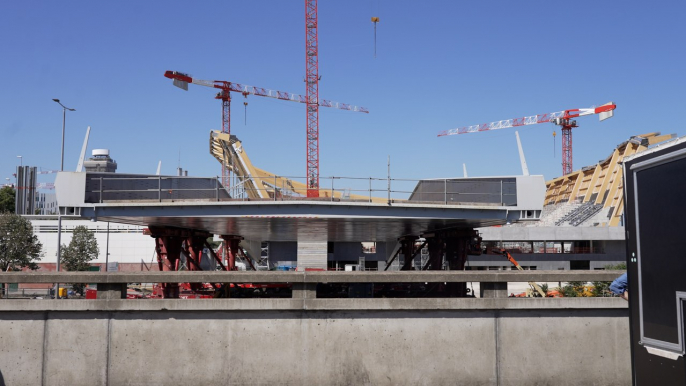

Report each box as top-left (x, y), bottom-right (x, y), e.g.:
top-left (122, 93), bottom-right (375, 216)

top-left (438, 103), bottom-right (617, 175)
top-left (164, 70), bottom-right (368, 192)
top-left (305, 0), bottom-right (319, 197)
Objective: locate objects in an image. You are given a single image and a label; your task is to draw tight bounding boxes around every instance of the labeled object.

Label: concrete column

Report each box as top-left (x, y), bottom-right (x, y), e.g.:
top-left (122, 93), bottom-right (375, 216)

top-left (480, 282), bottom-right (507, 298)
top-left (292, 283), bottom-right (317, 299)
top-left (297, 241), bottom-right (327, 270)
top-left (96, 283), bottom-right (127, 299)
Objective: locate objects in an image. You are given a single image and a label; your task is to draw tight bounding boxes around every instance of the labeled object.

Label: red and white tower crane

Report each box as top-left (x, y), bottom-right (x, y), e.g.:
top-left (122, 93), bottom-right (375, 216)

top-left (164, 70), bottom-right (368, 191)
top-left (438, 103), bottom-right (617, 175)
top-left (305, 0), bottom-right (319, 197)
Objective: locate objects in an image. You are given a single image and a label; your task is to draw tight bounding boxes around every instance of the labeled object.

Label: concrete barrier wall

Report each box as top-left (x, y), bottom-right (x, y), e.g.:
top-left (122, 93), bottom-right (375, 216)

top-left (0, 300), bottom-right (630, 386)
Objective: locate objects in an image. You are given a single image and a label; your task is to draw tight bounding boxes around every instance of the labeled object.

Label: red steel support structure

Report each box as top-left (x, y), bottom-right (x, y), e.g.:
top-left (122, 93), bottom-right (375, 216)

top-left (305, 0), bottom-right (320, 197)
top-left (152, 233), bottom-right (183, 298)
top-left (146, 227), bottom-right (212, 298)
top-left (221, 235), bottom-right (244, 271)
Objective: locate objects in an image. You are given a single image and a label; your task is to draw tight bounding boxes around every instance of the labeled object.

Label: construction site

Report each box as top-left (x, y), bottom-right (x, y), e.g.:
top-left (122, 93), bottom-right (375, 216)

top-left (4, 2), bottom-right (686, 385)
top-left (1, 0), bottom-right (641, 299)
top-left (11, 37), bottom-right (676, 299)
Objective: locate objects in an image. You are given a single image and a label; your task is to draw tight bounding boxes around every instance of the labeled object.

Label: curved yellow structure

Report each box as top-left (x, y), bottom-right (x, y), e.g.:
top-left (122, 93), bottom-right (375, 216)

top-left (210, 131), bottom-right (386, 202)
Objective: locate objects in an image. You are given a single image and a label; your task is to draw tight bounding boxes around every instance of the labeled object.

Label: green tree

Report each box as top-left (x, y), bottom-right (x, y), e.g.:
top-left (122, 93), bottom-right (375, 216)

top-left (0, 212), bottom-right (42, 271)
top-left (0, 186), bottom-right (15, 213)
top-left (0, 213), bottom-right (42, 298)
top-left (61, 226), bottom-right (99, 295)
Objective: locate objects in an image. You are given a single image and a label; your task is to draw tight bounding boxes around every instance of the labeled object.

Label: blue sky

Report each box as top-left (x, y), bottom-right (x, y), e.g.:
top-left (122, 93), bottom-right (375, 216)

top-left (1, 1), bottom-right (684, 194)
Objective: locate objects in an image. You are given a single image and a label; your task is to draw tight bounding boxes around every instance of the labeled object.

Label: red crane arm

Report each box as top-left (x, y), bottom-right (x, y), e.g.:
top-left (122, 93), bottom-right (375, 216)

top-left (437, 103), bottom-right (616, 137)
top-left (164, 71), bottom-right (369, 114)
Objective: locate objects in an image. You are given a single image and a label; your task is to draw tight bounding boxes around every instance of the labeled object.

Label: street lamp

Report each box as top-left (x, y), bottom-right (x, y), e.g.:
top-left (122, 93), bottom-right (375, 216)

top-left (16, 155), bottom-right (22, 168)
top-left (52, 98), bottom-right (75, 299)
top-left (52, 99), bottom-right (75, 171)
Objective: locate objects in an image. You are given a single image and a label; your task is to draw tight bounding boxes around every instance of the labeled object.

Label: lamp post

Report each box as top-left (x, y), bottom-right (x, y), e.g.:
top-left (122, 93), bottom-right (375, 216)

top-left (52, 99), bottom-right (75, 299)
top-left (16, 155), bottom-right (22, 168)
top-left (52, 99), bottom-right (75, 171)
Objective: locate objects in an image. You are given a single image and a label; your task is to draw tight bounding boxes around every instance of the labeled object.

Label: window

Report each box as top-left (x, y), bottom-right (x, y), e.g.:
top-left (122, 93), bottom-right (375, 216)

top-left (361, 242), bottom-right (376, 254)
top-left (534, 242), bottom-right (555, 253)
top-left (503, 241), bottom-right (532, 254)
top-left (520, 210), bottom-right (541, 219)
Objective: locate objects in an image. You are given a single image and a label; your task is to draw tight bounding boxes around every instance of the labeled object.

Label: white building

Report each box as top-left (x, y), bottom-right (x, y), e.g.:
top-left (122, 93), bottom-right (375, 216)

top-left (29, 216), bottom-right (156, 272)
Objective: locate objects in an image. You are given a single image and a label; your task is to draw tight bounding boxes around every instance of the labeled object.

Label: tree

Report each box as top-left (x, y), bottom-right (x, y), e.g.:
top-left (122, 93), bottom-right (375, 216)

top-left (0, 213), bottom-right (42, 298)
top-left (0, 186), bottom-right (15, 214)
top-left (0, 212), bottom-right (42, 271)
top-left (61, 226), bottom-right (99, 295)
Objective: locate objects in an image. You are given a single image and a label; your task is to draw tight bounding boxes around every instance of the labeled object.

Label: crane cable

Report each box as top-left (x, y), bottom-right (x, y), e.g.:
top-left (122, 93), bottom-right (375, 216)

top-left (371, 0), bottom-right (380, 58)
top-left (553, 130), bottom-right (557, 158)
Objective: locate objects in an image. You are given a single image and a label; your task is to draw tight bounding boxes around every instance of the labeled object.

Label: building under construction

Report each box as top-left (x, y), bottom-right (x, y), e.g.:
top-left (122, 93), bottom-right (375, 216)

top-left (473, 132), bottom-right (675, 271)
top-left (49, 127), bottom-right (547, 296)
top-left (0, 129), bottom-right (653, 298)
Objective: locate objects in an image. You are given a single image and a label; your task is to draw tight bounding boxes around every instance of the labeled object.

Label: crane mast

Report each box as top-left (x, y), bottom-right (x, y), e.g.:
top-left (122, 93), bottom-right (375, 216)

top-left (305, 0), bottom-right (319, 197)
top-left (438, 103), bottom-right (616, 175)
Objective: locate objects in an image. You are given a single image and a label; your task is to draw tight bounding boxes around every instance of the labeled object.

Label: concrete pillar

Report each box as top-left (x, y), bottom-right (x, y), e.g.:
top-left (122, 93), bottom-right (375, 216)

top-left (480, 282), bottom-right (508, 298)
top-left (96, 283), bottom-right (126, 299)
top-left (297, 241), bottom-right (327, 270)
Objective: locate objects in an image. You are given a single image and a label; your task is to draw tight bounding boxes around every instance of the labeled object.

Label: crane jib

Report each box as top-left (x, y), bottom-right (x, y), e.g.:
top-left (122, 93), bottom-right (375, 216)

top-left (438, 103), bottom-right (616, 137)
top-left (164, 70), bottom-right (368, 113)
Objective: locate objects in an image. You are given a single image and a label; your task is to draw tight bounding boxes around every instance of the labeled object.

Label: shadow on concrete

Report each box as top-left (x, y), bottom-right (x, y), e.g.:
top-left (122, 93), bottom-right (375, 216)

top-left (0, 368), bottom-right (6, 386)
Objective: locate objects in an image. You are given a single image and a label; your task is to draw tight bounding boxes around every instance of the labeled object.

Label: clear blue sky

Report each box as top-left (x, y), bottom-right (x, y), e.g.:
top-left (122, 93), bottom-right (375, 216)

top-left (1, 1), bottom-right (684, 192)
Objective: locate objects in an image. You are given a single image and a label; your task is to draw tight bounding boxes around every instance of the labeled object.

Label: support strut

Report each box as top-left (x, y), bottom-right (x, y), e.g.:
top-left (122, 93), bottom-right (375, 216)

top-left (400, 236), bottom-right (419, 271)
top-left (145, 227), bottom-right (211, 298)
top-left (422, 228), bottom-right (481, 297)
top-left (220, 235), bottom-right (244, 271)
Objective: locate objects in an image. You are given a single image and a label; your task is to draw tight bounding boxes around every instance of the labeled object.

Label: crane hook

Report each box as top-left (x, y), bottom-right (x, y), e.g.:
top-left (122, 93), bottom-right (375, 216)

top-left (371, 17), bottom-right (379, 58)
top-left (242, 91), bottom-right (249, 125)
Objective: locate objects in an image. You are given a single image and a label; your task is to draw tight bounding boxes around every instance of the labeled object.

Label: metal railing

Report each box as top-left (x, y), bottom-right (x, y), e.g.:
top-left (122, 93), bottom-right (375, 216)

top-left (83, 174), bottom-right (518, 206)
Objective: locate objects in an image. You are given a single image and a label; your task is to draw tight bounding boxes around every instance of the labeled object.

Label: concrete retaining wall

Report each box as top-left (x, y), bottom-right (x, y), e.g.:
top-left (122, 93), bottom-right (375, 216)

top-left (0, 300), bottom-right (630, 386)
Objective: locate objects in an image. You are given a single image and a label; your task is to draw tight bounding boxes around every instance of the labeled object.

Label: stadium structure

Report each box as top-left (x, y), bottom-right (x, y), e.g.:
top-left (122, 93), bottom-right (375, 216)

top-left (473, 132), bottom-right (675, 271)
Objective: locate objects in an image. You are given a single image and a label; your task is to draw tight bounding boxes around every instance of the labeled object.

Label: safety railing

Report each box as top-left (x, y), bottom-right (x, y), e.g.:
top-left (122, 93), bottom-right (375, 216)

top-left (83, 173), bottom-right (518, 206)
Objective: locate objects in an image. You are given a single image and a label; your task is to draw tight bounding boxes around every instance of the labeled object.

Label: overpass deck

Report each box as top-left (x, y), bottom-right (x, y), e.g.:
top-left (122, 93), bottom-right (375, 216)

top-left (55, 172), bottom-right (546, 241)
